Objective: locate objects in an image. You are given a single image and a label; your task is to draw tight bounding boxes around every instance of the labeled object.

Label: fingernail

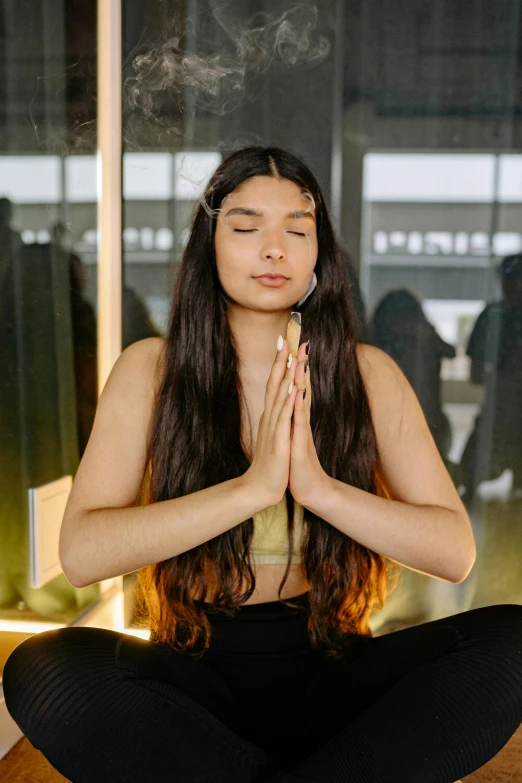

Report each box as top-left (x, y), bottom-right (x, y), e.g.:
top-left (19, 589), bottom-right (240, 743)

top-left (304, 359), bottom-right (309, 374)
top-left (277, 335), bottom-right (284, 351)
top-left (287, 354), bottom-right (293, 369)
top-left (305, 341), bottom-right (310, 355)
top-left (303, 388), bottom-right (307, 401)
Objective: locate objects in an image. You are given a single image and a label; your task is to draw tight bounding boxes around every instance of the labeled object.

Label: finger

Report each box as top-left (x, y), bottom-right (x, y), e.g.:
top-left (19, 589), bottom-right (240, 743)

top-left (269, 350), bottom-right (298, 435)
top-left (265, 337), bottom-right (290, 413)
top-left (291, 388), bottom-right (308, 451)
top-left (275, 372), bottom-right (300, 448)
top-left (291, 365), bottom-right (304, 409)
top-left (295, 357), bottom-right (311, 424)
top-left (305, 357), bottom-right (311, 424)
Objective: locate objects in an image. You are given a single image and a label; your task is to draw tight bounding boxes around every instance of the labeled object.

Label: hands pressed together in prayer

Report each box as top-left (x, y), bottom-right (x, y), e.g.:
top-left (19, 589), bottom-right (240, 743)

top-left (241, 317), bottom-right (329, 509)
top-left (288, 339), bottom-right (329, 507)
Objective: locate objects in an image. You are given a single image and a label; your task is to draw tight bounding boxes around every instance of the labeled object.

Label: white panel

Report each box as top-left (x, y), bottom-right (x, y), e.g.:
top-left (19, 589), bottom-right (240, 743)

top-left (65, 155), bottom-right (97, 202)
top-left (363, 153), bottom-right (496, 203)
top-left (498, 155), bottom-right (522, 202)
top-left (28, 475), bottom-right (72, 589)
top-left (123, 152), bottom-right (172, 200)
top-left (0, 155), bottom-right (61, 203)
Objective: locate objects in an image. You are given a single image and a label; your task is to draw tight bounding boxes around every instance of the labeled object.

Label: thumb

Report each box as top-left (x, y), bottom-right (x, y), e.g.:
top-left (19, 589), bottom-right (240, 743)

top-left (291, 390), bottom-right (308, 450)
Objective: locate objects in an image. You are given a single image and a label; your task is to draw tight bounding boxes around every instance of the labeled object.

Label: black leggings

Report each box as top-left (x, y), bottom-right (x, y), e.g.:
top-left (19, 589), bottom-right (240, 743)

top-left (3, 594), bottom-right (522, 783)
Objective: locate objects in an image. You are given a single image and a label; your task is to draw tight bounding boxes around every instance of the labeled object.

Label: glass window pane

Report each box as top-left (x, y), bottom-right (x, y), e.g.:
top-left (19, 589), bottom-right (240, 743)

top-left (0, 1), bottom-right (101, 678)
top-left (120, 1), bottom-right (522, 637)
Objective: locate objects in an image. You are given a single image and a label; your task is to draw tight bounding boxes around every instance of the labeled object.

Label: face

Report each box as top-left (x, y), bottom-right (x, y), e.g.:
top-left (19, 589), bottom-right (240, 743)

top-left (214, 175), bottom-right (318, 310)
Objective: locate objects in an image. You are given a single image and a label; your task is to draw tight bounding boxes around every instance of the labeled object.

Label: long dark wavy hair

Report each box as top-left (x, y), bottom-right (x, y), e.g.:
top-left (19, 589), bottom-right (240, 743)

top-left (135, 146), bottom-right (399, 660)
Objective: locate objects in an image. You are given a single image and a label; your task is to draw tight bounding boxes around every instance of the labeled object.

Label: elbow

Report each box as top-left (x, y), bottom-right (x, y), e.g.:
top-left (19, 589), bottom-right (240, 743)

top-left (452, 550), bottom-right (477, 584)
top-left (450, 512), bottom-right (477, 584)
top-left (59, 534), bottom-right (88, 589)
top-left (66, 573), bottom-right (87, 589)
top-left (60, 551), bottom-right (86, 589)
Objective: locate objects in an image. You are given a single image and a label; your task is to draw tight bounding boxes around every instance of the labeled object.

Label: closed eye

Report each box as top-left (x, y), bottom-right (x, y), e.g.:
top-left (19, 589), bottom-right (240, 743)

top-left (233, 229), bottom-right (307, 236)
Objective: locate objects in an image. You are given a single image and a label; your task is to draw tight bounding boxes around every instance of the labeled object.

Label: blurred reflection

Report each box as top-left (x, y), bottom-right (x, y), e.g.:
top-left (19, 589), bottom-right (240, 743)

top-left (122, 285), bottom-right (162, 349)
top-left (52, 223), bottom-right (98, 456)
top-left (50, 221), bottom-right (161, 452)
top-left (342, 247), bottom-right (368, 343)
top-left (460, 254), bottom-right (522, 500)
top-left (369, 289), bottom-right (456, 462)
top-left (0, 198), bottom-right (23, 285)
top-left (0, 241), bottom-right (99, 619)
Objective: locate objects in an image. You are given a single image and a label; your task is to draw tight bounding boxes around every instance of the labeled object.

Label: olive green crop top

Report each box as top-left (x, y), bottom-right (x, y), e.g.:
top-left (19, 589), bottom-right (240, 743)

top-left (250, 494), bottom-right (305, 565)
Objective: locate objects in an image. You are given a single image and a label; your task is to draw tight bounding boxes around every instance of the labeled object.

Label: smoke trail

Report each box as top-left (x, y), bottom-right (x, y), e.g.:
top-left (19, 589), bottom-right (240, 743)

top-left (125, 2), bottom-right (331, 118)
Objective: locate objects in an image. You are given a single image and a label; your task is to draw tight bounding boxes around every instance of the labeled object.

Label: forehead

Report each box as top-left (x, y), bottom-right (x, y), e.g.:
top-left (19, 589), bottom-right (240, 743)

top-left (221, 176), bottom-right (315, 217)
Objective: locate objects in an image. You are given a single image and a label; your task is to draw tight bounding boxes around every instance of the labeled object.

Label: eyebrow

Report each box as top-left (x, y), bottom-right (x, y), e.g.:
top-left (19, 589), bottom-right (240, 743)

top-left (224, 207), bottom-right (315, 221)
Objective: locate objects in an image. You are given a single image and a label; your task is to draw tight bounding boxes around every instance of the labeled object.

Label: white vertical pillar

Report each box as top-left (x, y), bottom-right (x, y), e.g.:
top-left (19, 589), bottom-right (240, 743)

top-left (97, 0), bottom-right (124, 604)
top-left (97, 0), bottom-right (122, 393)
top-left (330, 0), bottom-right (344, 231)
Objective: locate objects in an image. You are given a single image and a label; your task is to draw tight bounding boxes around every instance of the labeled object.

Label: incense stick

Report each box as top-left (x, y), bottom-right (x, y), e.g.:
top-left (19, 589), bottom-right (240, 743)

top-left (286, 311), bottom-right (302, 358)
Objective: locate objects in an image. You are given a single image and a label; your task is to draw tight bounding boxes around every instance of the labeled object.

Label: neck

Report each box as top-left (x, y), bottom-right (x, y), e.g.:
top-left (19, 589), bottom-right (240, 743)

top-left (227, 303), bottom-right (294, 379)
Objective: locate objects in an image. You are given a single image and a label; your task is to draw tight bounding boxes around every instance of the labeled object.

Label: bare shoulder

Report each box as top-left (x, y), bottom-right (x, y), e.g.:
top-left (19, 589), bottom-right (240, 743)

top-left (120, 335), bottom-right (167, 379)
top-left (355, 341), bottom-right (419, 447)
top-left (355, 342), bottom-right (405, 404)
top-left (355, 342), bottom-right (469, 522)
top-left (104, 336), bottom-right (167, 403)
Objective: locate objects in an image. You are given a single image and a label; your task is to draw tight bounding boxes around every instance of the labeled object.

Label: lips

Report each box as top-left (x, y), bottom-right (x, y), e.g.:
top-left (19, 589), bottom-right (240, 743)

top-left (255, 275), bottom-right (288, 287)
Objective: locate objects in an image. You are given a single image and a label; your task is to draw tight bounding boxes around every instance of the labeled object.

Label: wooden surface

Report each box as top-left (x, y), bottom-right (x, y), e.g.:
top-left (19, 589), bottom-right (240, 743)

top-left (0, 725), bottom-right (521, 782)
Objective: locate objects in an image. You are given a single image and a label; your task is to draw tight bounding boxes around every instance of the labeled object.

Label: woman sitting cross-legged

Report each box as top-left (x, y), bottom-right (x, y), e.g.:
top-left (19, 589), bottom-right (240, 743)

top-left (3, 146), bottom-right (521, 783)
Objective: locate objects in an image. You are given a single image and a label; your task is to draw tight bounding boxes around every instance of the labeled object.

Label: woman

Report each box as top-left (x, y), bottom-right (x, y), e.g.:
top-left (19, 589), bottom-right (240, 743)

top-left (3, 147), bottom-right (522, 783)
top-left (370, 288), bottom-right (456, 460)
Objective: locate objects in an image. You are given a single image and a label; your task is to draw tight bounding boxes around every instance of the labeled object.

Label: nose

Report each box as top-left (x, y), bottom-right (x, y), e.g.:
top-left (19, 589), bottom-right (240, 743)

top-left (261, 241), bottom-right (286, 262)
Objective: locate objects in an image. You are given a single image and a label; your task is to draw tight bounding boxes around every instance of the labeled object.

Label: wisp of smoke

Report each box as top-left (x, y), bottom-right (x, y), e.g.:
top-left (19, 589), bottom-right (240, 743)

top-left (125, 2), bottom-right (331, 118)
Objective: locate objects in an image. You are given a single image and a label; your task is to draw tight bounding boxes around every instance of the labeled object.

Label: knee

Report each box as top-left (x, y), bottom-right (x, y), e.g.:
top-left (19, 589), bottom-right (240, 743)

top-left (484, 603), bottom-right (522, 627)
top-left (3, 629), bottom-right (66, 721)
top-left (3, 627), bottom-right (101, 726)
top-left (463, 603), bottom-right (522, 653)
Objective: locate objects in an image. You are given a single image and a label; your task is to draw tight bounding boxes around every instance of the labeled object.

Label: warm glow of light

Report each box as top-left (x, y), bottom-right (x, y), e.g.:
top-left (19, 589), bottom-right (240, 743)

top-left (0, 620), bottom-right (150, 640)
top-left (0, 620), bottom-right (64, 634)
top-left (121, 627), bottom-right (151, 640)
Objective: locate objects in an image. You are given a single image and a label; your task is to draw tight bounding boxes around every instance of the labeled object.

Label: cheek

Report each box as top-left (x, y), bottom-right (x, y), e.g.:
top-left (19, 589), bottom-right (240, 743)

top-left (215, 238), bottom-right (248, 286)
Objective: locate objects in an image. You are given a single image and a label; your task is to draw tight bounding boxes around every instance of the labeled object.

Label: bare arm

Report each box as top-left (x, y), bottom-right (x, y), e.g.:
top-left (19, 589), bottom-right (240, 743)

top-left (304, 345), bottom-right (476, 584)
top-left (59, 338), bottom-right (269, 588)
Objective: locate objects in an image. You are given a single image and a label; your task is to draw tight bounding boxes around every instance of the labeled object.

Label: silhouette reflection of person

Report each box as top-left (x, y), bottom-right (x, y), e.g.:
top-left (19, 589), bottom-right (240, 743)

top-left (122, 285), bottom-right (162, 350)
top-left (51, 224), bottom-right (98, 456)
top-left (0, 242), bottom-right (101, 617)
top-left (460, 254), bottom-right (522, 498)
top-left (0, 197), bottom-right (23, 285)
top-left (370, 289), bottom-right (456, 460)
top-left (50, 223), bottom-right (162, 447)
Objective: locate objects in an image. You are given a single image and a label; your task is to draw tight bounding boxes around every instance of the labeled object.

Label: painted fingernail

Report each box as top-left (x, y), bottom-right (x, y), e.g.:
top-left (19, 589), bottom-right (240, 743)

top-left (288, 382), bottom-right (293, 395)
top-left (303, 388), bottom-right (307, 400)
top-left (304, 359), bottom-right (309, 374)
top-left (305, 341), bottom-right (310, 355)
top-left (287, 354), bottom-right (293, 369)
top-left (277, 335), bottom-right (284, 351)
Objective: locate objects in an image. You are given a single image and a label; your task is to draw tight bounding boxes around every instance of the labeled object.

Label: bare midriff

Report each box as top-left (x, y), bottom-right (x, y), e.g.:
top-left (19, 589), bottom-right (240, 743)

top-left (193, 561), bottom-right (310, 605)
top-left (236, 564), bottom-right (310, 604)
